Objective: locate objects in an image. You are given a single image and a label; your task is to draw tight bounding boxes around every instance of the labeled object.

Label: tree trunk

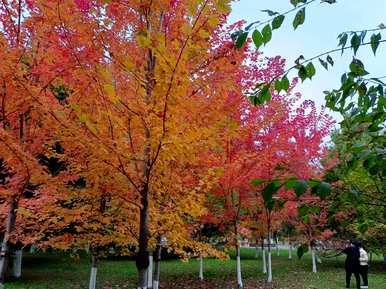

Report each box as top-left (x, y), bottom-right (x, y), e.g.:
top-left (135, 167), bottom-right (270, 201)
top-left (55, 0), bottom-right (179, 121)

top-left (262, 247), bottom-right (267, 274)
top-left (147, 252), bottom-right (153, 288)
top-left (288, 234), bottom-right (292, 260)
top-left (10, 249), bottom-right (22, 279)
top-left (199, 255), bottom-right (204, 280)
top-left (236, 244), bottom-right (243, 288)
top-left (267, 231), bottom-right (272, 283)
top-left (88, 255), bottom-right (97, 289)
top-left (311, 247), bottom-right (317, 273)
top-left (153, 245), bottom-right (161, 289)
top-left (0, 200), bottom-right (17, 284)
top-left (136, 18), bottom-right (156, 289)
top-left (137, 194), bottom-right (150, 289)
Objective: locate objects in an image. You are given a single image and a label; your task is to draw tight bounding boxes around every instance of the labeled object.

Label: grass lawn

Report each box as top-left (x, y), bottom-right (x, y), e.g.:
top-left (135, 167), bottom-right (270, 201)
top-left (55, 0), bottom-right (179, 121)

top-left (4, 248), bottom-right (386, 289)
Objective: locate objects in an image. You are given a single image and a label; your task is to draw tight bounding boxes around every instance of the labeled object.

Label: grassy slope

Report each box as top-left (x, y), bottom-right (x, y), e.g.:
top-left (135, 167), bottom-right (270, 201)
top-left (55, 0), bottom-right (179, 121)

top-left (5, 248), bottom-right (386, 289)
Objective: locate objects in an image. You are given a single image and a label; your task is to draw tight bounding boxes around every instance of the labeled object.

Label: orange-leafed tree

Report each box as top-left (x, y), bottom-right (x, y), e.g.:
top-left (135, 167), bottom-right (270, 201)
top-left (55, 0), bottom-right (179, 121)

top-left (0, 1), bottom-right (71, 283)
top-left (25, 0), bottom-right (253, 287)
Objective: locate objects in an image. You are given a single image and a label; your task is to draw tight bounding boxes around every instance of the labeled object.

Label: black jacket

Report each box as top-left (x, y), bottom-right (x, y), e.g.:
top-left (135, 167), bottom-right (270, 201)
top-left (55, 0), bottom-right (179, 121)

top-left (343, 246), bottom-right (360, 271)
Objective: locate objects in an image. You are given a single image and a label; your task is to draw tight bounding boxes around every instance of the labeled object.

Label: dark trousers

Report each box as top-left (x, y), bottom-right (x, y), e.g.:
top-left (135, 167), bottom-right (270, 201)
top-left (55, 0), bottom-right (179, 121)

top-left (359, 265), bottom-right (368, 286)
top-left (346, 269), bottom-right (360, 288)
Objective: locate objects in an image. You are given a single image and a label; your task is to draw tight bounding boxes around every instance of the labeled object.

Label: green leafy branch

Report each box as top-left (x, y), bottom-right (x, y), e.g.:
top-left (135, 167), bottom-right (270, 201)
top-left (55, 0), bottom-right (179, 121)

top-left (235, 0), bottom-right (323, 50)
top-left (247, 38), bottom-right (386, 106)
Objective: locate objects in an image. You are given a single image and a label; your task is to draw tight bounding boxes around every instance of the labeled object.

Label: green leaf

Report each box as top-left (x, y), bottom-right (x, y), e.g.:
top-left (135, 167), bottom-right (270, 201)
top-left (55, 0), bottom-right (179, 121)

top-left (308, 179), bottom-right (320, 188)
top-left (350, 33), bottom-right (361, 55)
top-left (338, 33), bottom-right (348, 54)
top-left (290, 0), bottom-right (300, 7)
top-left (349, 58), bottom-right (368, 76)
top-left (284, 178), bottom-right (297, 190)
top-left (272, 15), bottom-right (285, 30)
top-left (258, 85), bottom-right (272, 103)
top-left (298, 65), bottom-right (307, 82)
top-left (294, 180), bottom-right (308, 197)
top-left (305, 62), bottom-right (316, 79)
top-left (281, 75), bottom-right (290, 91)
top-left (370, 33), bottom-right (381, 55)
top-left (235, 31), bottom-right (248, 49)
top-left (319, 58), bottom-right (328, 70)
top-left (252, 30), bottom-right (263, 49)
top-left (326, 55), bottom-right (334, 66)
top-left (262, 181), bottom-right (281, 211)
top-left (262, 24), bottom-right (272, 44)
top-left (274, 79), bottom-right (282, 92)
top-left (293, 8), bottom-right (305, 30)
top-left (316, 182), bottom-right (332, 199)
top-left (358, 82), bottom-right (367, 97)
top-left (251, 179), bottom-right (264, 186)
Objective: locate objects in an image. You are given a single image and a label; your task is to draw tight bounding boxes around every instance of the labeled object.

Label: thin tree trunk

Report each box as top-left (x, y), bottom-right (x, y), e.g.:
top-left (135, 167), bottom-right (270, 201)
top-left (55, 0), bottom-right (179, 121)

top-left (88, 255), bottom-right (97, 289)
top-left (267, 231), bottom-right (272, 283)
top-left (147, 252), bottom-right (153, 288)
top-left (137, 195), bottom-right (150, 289)
top-left (199, 255), bottom-right (204, 280)
top-left (311, 246), bottom-right (317, 273)
top-left (236, 244), bottom-right (243, 288)
top-left (153, 245), bottom-right (161, 289)
top-left (262, 246), bottom-right (267, 274)
top-left (288, 243), bottom-right (292, 260)
top-left (0, 200), bottom-right (17, 284)
top-left (136, 15), bottom-right (156, 289)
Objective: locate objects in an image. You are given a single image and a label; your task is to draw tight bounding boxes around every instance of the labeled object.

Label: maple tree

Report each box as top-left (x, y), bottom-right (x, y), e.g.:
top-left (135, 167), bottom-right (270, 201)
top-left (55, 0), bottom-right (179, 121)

top-left (16, 0), bottom-right (259, 287)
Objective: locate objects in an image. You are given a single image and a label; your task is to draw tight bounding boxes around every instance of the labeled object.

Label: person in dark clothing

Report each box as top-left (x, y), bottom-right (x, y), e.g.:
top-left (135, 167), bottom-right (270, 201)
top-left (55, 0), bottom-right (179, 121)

top-left (343, 241), bottom-right (361, 289)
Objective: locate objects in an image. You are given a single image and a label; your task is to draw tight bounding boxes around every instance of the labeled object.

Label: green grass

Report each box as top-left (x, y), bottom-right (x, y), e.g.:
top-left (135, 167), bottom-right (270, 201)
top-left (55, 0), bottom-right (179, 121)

top-left (4, 248), bottom-right (386, 289)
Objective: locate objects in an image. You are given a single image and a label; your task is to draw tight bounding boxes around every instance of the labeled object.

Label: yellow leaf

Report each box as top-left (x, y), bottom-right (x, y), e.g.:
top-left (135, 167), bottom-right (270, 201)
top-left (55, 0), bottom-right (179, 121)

top-left (104, 84), bottom-right (118, 103)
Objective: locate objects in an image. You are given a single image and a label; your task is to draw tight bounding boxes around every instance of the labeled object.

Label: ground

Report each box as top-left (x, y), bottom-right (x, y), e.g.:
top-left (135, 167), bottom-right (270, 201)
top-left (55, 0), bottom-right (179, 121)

top-left (4, 248), bottom-right (386, 289)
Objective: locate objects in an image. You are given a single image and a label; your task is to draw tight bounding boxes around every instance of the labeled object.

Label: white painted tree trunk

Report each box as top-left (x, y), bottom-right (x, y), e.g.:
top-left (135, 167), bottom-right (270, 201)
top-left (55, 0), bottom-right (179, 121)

top-left (89, 255), bottom-right (97, 289)
top-left (267, 231), bottom-right (272, 283)
top-left (288, 244), bottom-right (292, 260)
top-left (267, 251), bottom-right (272, 283)
top-left (199, 255), bottom-right (204, 280)
top-left (311, 248), bottom-right (317, 273)
top-left (147, 253), bottom-right (153, 288)
top-left (262, 248), bottom-right (267, 274)
top-left (10, 249), bottom-right (22, 278)
top-left (236, 246), bottom-right (243, 288)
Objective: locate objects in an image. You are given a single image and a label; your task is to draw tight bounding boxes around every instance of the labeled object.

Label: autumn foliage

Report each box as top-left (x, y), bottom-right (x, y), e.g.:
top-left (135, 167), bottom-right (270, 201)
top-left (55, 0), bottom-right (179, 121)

top-left (0, 0), bottom-right (335, 287)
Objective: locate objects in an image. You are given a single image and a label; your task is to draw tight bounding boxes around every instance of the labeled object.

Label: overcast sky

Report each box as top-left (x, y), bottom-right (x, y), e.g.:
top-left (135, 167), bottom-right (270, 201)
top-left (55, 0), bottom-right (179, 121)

top-left (229, 0), bottom-right (386, 121)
